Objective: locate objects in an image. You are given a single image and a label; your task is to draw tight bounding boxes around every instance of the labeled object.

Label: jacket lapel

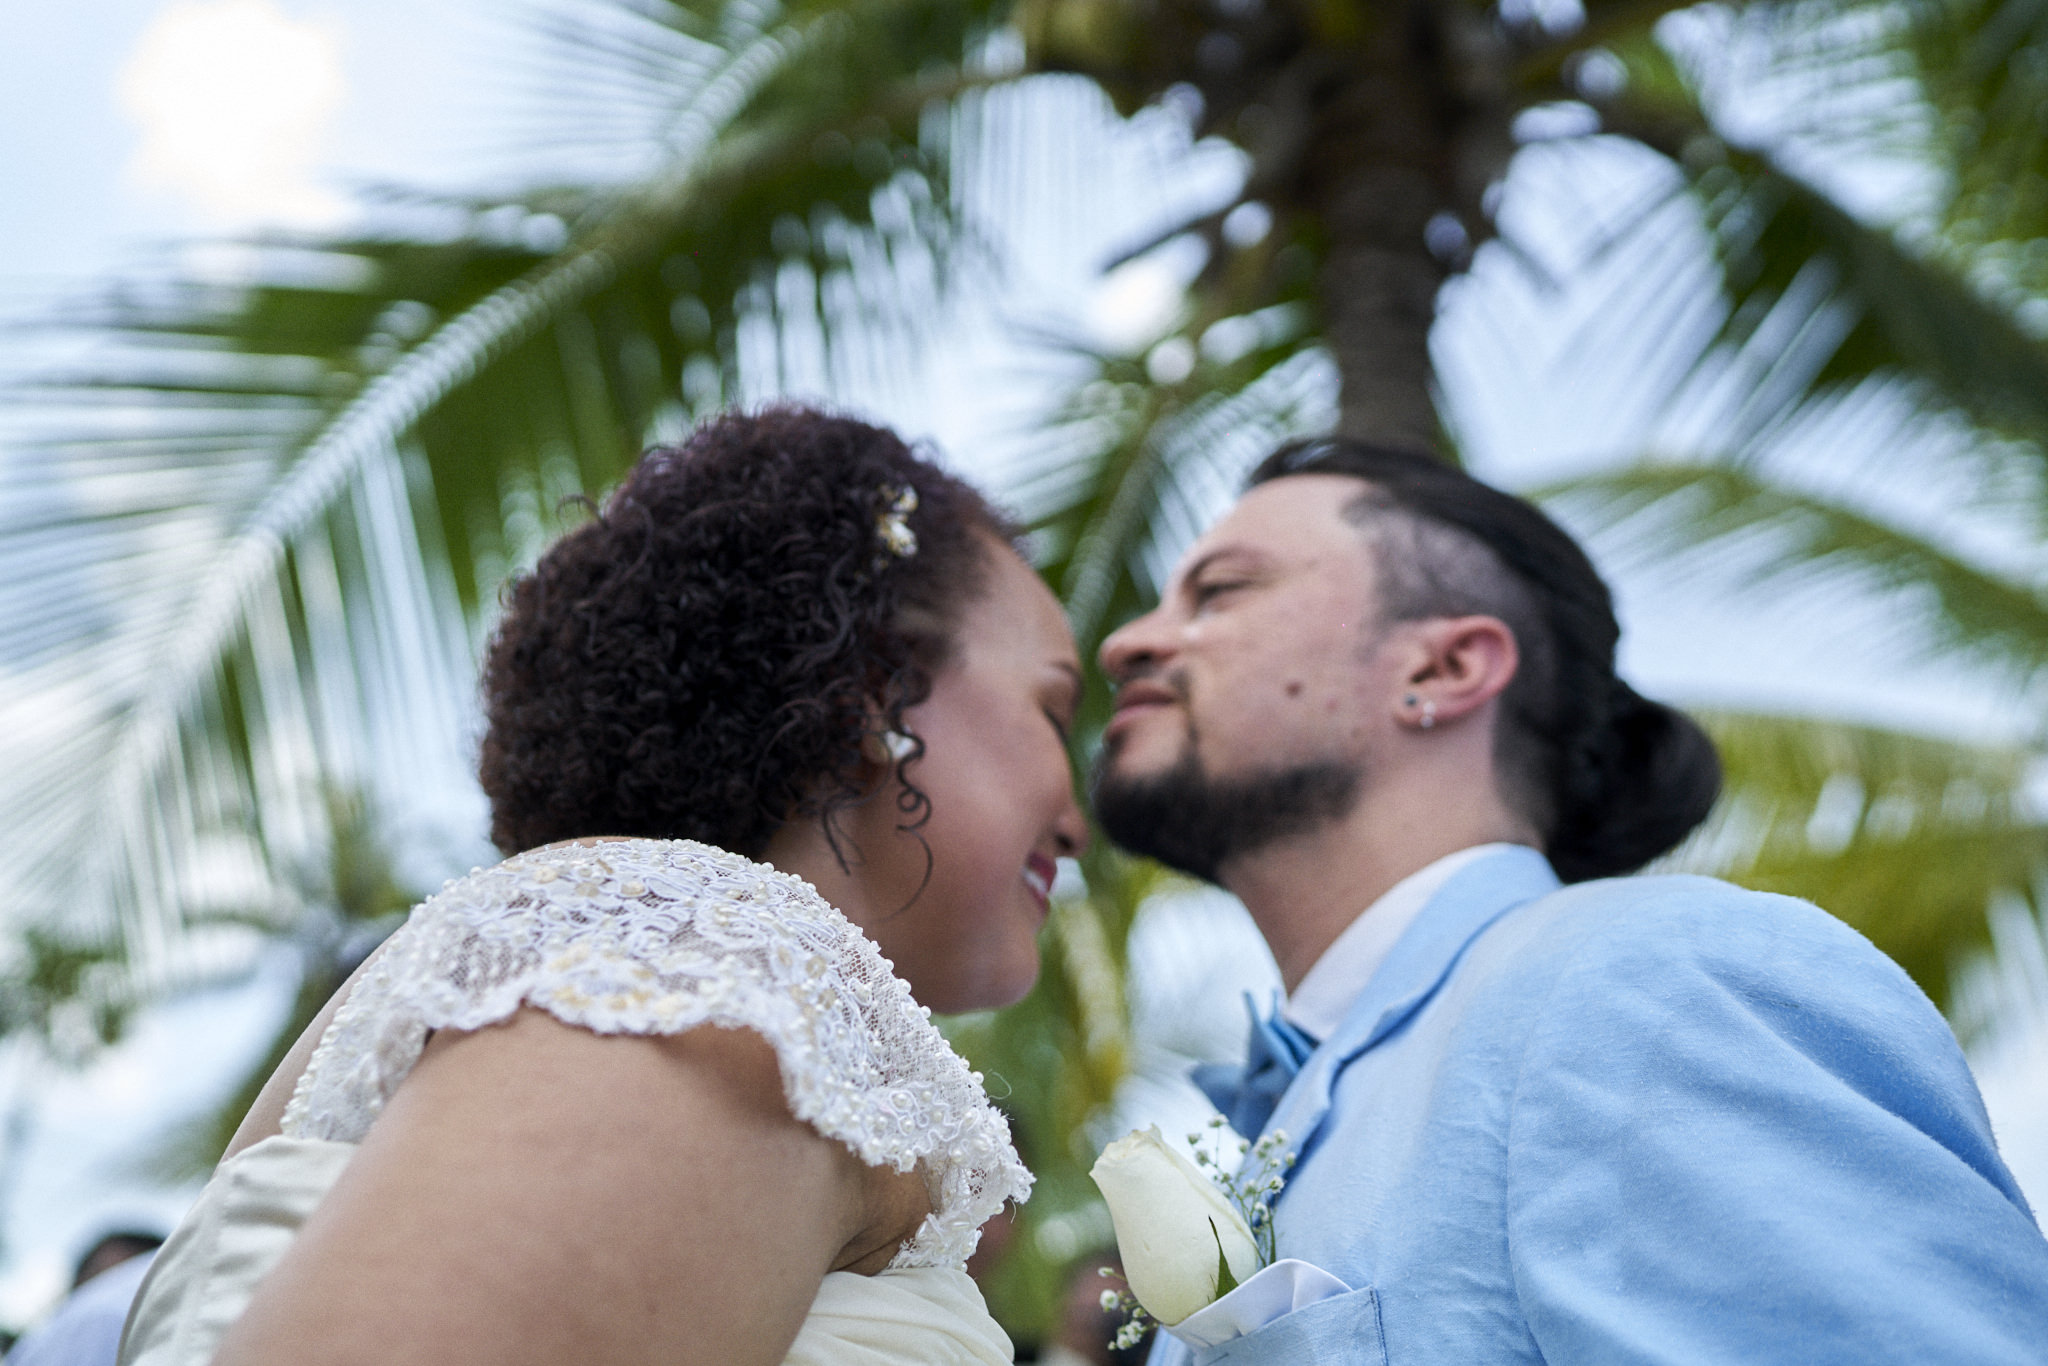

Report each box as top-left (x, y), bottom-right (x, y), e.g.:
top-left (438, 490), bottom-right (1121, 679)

top-left (1255, 846), bottom-right (1561, 1163)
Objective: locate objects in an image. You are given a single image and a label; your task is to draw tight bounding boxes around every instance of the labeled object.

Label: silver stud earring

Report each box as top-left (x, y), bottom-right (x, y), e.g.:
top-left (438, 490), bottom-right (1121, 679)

top-left (882, 729), bottom-right (918, 761)
top-left (1420, 700), bottom-right (1437, 730)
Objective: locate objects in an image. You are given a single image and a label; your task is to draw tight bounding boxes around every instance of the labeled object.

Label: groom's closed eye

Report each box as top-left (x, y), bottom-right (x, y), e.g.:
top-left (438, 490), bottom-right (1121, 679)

top-left (1191, 578), bottom-right (1251, 608)
top-left (1176, 546), bottom-right (1273, 609)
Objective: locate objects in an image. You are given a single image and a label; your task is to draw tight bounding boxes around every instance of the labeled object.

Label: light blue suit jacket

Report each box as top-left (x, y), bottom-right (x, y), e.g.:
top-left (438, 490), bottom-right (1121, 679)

top-left (1148, 847), bottom-right (2048, 1364)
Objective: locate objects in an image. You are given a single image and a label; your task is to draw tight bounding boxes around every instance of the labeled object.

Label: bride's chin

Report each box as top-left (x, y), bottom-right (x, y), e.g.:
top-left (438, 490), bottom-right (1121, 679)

top-left (915, 947), bottom-right (1041, 1017)
top-left (979, 959), bottom-right (1042, 1014)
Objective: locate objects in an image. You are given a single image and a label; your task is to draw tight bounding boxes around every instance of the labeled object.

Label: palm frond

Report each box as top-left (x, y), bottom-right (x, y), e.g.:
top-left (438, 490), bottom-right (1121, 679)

top-left (1591, 14), bottom-right (2048, 459)
top-left (1541, 458), bottom-right (2048, 683)
top-left (1911, 0), bottom-right (2048, 258)
top-left (144, 786), bottom-right (417, 1182)
top-left (1672, 708), bottom-right (2045, 1012)
top-left (0, 0), bottom-right (999, 989)
top-left (1699, 144), bottom-right (2048, 450)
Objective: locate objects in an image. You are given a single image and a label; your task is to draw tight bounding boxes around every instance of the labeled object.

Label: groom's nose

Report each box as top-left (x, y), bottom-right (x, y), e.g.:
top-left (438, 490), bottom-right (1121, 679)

top-left (1098, 604), bottom-right (1174, 682)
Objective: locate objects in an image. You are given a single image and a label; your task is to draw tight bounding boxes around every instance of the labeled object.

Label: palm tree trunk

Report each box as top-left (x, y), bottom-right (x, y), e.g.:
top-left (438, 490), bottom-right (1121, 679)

top-left (1029, 0), bottom-right (1512, 453)
top-left (1291, 2), bottom-right (1512, 456)
top-left (1150, 0), bottom-right (1515, 456)
top-left (1314, 174), bottom-right (1451, 453)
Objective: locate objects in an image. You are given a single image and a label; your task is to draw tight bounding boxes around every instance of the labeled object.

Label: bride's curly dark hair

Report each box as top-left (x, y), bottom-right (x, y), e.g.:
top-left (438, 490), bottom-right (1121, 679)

top-left (478, 405), bottom-right (1018, 857)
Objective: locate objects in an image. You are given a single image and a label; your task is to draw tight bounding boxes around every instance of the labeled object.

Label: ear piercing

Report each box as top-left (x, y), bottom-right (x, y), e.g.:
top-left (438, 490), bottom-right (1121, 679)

top-left (1404, 694), bottom-right (1436, 729)
top-left (862, 729), bottom-right (919, 765)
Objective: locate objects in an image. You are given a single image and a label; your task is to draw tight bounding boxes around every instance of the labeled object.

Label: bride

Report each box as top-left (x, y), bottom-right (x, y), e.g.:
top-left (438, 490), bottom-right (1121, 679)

top-left (119, 407), bottom-right (1087, 1366)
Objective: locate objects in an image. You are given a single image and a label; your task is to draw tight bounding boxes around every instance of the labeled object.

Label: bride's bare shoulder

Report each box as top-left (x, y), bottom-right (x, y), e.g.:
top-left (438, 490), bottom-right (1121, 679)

top-left (222, 837), bottom-right (795, 1164)
top-left (212, 1007), bottom-right (898, 1366)
top-left (218, 842), bottom-right (611, 1161)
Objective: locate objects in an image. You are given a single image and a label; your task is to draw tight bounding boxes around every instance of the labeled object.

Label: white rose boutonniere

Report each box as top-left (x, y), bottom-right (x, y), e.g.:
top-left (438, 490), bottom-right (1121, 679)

top-left (1089, 1118), bottom-right (1295, 1345)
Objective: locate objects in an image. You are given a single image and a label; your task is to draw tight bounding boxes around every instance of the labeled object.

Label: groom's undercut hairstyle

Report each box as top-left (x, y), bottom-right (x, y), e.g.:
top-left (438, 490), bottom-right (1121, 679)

top-left (480, 405), bottom-right (1017, 859)
top-left (1247, 438), bottom-right (1721, 882)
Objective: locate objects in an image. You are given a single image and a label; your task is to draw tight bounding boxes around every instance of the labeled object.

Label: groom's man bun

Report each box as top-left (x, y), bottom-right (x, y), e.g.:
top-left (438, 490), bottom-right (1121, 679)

top-left (1248, 438), bottom-right (1720, 881)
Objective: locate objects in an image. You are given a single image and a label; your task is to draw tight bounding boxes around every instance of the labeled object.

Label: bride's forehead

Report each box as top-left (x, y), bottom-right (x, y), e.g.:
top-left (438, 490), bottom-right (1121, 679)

top-left (954, 549), bottom-right (1073, 658)
top-left (972, 540), bottom-right (1055, 609)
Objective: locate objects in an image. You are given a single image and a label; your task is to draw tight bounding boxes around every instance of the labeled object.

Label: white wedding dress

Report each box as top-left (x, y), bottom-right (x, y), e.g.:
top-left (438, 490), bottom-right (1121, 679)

top-left (118, 839), bottom-right (1031, 1365)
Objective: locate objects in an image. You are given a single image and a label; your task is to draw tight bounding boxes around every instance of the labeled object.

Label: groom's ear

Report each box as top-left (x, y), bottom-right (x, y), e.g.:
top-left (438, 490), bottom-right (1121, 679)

top-left (1400, 615), bottom-right (1519, 725)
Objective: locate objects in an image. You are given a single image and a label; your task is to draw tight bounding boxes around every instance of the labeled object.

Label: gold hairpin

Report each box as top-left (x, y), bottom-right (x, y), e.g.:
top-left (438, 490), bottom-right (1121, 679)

top-left (876, 484), bottom-right (918, 559)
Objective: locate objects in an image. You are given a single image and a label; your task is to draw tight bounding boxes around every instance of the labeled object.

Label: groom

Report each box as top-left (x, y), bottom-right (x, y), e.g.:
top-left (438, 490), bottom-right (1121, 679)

top-left (1093, 438), bottom-right (2048, 1364)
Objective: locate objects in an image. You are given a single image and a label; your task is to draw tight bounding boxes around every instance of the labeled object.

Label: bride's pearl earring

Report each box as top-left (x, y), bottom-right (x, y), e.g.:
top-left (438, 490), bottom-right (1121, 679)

top-left (861, 729), bottom-right (918, 766)
top-left (1420, 700), bottom-right (1437, 730)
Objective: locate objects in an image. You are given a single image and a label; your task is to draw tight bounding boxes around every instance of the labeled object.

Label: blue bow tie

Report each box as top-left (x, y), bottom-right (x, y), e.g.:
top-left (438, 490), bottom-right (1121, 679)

top-left (1192, 993), bottom-right (1320, 1140)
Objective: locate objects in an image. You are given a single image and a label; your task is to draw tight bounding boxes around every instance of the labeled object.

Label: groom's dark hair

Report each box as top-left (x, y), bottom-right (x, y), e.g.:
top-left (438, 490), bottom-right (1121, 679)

top-left (1247, 438), bottom-right (1720, 882)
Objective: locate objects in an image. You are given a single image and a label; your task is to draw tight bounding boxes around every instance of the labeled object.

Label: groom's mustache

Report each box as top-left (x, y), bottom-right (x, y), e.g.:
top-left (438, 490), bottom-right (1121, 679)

top-left (1109, 666), bottom-right (1187, 711)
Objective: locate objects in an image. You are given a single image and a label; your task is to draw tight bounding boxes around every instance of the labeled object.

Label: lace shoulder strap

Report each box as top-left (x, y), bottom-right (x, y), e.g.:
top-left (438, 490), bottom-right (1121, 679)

top-left (280, 838), bottom-right (1030, 1267)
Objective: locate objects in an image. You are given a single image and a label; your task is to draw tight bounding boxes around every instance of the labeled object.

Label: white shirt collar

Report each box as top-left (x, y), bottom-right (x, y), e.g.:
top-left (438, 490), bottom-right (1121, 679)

top-left (1281, 843), bottom-right (1526, 1041)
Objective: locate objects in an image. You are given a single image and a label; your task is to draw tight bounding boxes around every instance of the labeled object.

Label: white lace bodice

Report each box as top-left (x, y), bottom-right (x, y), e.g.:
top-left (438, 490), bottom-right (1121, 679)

top-left (279, 838), bottom-right (1032, 1268)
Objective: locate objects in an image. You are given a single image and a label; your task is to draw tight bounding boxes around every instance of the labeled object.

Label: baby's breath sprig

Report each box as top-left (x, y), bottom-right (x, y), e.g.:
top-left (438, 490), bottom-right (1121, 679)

top-left (1187, 1115), bottom-right (1295, 1267)
top-left (1098, 1271), bottom-right (1155, 1350)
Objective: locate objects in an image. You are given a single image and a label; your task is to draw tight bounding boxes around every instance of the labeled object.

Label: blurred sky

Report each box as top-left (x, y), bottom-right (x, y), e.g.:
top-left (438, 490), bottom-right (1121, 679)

top-left (2, 0), bottom-right (2044, 1328)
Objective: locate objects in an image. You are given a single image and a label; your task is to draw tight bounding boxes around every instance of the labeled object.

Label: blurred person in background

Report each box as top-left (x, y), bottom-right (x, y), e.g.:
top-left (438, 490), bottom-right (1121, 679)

top-left (1035, 1257), bottom-right (1148, 1366)
top-left (4, 1231), bottom-right (162, 1366)
top-left (1094, 438), bottom-right (2048, 1364)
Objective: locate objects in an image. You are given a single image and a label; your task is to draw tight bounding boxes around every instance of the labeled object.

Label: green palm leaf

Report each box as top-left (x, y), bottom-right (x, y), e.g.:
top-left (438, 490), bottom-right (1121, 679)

top-left (1912, 0), bottom-right (2048, 257)
top-left (1540, 459), bottom-right (2048, 682)
top-left (0, 0), bottom-right (999, 994)
top-left (1696, 145), bottom-right (2048, 450)
top-left (1677, 709), bottom-right (2045, 1013)
top-left (1587, 13), bottom-right (2048, 457)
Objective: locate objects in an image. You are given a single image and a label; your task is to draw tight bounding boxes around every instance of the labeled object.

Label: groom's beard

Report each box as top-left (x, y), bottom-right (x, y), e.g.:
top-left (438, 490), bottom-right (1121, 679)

top-left (1092, 737), bottom-right (1360, 884)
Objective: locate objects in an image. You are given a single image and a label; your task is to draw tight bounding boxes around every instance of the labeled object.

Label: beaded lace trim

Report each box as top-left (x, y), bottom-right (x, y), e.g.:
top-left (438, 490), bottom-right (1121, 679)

top-left (279, 838), bottom-right (1032, 1268)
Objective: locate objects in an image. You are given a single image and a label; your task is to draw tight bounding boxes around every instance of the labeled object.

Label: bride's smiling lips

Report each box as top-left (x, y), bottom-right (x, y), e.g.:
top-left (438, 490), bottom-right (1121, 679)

top-left (1022, 853), bottom-right (1057, 912)
top-left (1103, 679), bottom-right (1178, 744)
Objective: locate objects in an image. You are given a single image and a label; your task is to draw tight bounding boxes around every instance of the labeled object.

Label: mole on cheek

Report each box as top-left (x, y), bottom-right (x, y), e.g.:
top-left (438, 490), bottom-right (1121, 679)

top-left (1285, 681), bottom-right (1303, 698)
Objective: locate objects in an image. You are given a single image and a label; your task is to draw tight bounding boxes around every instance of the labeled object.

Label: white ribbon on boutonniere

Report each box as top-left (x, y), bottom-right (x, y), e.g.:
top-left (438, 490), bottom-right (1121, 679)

top-left (1089, 1118), bottom-right (1345, 1350)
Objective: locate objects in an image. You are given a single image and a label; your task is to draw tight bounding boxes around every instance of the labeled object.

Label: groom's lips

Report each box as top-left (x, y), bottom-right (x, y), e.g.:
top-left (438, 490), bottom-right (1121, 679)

top-left (1104, 681), bottom-right (1178, 743)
